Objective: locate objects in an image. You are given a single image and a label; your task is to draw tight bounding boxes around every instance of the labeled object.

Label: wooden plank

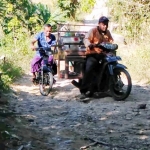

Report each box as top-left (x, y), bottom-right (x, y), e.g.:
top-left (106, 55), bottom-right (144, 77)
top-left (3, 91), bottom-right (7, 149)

top-left (57, 23), bottom-right (97, 27)
top-left (65, 50), bottom-right (86, 56)
top-left (65, 55), bottom-right (86, 79)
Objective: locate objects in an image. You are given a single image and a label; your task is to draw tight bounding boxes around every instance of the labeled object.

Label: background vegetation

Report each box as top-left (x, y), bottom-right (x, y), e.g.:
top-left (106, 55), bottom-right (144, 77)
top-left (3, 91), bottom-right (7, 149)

top-left (107, 0), bottom-right (150, 82)
top-left (0, 0), bottom-right (95, 91)
top-left (0, 0), bottom-right (150, 91)
top-left (107, 0), bottom-right (150, 43)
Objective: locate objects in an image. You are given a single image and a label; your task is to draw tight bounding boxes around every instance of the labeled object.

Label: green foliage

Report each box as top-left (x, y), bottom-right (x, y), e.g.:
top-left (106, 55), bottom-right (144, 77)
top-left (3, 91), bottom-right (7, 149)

top-left (107, 0), bottom-right (150, 43)
top-left (35, 3), bottom-right (51, 24)
top-left (79, 0), bottom-right (96, 13)
top-left (0, 61), bottom-right (23, 91)
top-left (57, 0), bottom-right (96, 20)
top-left (0, 0), bottom-right (6, 18)
top-left (0, 31), bottom-right (34, 91)
top-left (57, 0), bottom-right (79, 20)
top-left (1, 0), bottom-right (52, 34)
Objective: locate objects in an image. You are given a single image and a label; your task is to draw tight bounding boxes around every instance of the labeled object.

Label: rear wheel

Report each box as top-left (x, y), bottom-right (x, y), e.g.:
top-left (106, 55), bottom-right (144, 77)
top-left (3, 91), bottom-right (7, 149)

top-left (109, 68), bottom-right (132, 101)
top-left (39, 72), bottom-right (53, 96)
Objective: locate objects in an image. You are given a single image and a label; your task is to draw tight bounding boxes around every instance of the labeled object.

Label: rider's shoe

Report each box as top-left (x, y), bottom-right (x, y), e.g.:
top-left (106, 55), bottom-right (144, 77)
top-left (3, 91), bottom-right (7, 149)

top-left (71, 80), bottom-right (80, 88)
top-left (32, 78), bottom-right (38, 85)
top-left (79, 91), bottom-right (92, 99)
top-left (85, 91), bottom-right (93, 97)
top-left (105, 90), bottom-right (112, 97)
top-left (79, 93), bottom-right (87, 99)
top-left (53, 78), bottom-right (56, 84)
top-left (32, 77), bottom-right (36, 82)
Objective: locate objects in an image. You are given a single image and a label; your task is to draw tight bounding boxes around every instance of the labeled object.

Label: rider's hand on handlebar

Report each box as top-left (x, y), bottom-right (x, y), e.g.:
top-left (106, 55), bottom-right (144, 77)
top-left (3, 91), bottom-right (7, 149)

top-left (31, 45), bottom-right (36, 51)
top-left (95, 48), bottom-right (103, 54)
top-left (88, 44), bottom-right (95, 50)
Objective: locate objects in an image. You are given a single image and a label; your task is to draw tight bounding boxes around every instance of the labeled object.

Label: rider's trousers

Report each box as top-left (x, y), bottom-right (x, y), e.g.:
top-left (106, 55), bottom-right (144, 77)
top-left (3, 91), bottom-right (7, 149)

top-left (31, 55), bottom-right (54, 73)
top-left (80, 54), bottom-right (103, 94)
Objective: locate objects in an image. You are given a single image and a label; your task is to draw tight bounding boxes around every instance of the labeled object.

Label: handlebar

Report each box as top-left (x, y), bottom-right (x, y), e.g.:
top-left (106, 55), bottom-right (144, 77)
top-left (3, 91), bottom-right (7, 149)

top-left (94, 43), bottom-right (118, 51)
top-left (35, 47), bottom-right (51, 51)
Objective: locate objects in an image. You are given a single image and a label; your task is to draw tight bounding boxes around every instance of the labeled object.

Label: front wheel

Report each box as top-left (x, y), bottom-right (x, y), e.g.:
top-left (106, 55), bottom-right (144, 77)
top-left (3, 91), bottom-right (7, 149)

top-left (39, 72), bottom-right (53, 96)
top-left (109, 68), bottom-right (132, 101)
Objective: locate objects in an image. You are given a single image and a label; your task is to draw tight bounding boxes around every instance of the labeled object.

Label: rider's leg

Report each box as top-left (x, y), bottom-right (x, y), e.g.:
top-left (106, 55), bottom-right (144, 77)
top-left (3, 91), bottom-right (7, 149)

top-left (31, 55), bottom-right (41, 80)
top-left (79, 56), bottom-right (98, 97)
top-left (48, 55), bottom-right (54, 65)
top-left (48, 55), bottom-right (57, 84)
top-left (33, 72), bottom-right (36, 78)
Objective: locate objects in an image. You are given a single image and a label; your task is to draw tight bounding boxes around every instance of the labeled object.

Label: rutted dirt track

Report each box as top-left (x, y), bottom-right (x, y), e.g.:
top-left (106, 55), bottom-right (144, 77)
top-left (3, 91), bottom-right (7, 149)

top-left (2, 73), bottom-right (150, 150)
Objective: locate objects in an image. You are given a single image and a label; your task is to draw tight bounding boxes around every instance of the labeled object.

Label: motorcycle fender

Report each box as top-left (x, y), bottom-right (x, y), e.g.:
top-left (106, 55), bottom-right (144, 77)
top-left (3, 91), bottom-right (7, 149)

top-left (108, 64), bottom-right (127, 75)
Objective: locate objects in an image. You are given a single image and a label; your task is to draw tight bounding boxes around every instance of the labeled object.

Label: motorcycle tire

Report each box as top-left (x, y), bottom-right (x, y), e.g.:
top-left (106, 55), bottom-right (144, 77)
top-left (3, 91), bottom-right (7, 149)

top-left (39, 72), bottom-right (53, 96)
top-left (109, 68), bottom-right (132, 101)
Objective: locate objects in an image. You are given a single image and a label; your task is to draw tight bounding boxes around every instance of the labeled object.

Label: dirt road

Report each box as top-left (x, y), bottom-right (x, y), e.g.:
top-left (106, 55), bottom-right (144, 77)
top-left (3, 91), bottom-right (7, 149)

top-left (1, 73), bottom-right (150, 150)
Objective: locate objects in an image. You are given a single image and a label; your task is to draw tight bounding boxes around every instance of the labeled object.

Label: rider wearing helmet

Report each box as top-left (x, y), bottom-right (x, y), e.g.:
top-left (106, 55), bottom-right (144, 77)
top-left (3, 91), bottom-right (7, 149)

top-left (78, 16), bottom-right (114, 99)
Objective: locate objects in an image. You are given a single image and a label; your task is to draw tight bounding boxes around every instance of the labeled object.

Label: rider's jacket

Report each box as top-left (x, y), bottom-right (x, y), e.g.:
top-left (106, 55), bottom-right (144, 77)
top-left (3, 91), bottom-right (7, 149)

top-left (34, 32), bottom-right (56, 56)
top-left (84, 26), bottom-right (113, 55)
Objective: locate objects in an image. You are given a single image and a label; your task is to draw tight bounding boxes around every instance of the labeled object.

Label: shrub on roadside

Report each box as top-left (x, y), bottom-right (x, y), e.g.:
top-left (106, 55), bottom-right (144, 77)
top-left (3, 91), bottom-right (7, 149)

top-left (117, 43), bottom-right (150, 83)
top-left (0, 32), bottom-right (34, 91)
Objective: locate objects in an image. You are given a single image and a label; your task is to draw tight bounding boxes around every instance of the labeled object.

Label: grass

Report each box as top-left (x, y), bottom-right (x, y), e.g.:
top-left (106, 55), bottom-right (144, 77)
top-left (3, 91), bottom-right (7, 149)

top-left (117, 43), bottom-right (150, 83)
top-left (0, 61), bottom-right (23, 91)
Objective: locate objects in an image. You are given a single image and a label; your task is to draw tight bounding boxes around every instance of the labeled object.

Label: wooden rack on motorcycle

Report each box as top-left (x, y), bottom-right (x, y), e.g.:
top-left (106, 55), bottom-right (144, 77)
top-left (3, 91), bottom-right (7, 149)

top-left (53, 23), bottom-right (117, 80)
top-left (52, 23), bottom-right (97, 80)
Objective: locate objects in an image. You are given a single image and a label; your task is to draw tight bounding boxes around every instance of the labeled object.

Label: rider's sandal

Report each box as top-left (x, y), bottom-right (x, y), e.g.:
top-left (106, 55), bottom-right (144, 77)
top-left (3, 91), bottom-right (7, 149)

top-left (32, 77), bottom-right (36, 83)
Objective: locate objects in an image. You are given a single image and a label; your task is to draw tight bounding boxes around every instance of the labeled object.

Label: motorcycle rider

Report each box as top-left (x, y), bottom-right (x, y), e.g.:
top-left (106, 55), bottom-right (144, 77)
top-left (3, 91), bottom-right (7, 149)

top-left (78, 16), bottom-right (114, 99)
top-left (31, 24), bottom-right (57, 82)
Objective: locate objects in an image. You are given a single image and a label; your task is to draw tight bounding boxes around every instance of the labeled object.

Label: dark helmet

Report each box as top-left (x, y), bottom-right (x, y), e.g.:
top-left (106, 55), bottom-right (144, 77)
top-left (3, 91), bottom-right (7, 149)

top-left (98, 16), bottom-right (109, 24)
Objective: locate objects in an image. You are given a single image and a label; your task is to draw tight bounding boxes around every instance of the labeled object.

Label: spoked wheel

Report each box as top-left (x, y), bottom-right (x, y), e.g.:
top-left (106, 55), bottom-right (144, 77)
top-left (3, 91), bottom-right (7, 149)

top-left (39, 72), bottom-right (53, 96)
top-left (109, 68), bottom-right (132, 101)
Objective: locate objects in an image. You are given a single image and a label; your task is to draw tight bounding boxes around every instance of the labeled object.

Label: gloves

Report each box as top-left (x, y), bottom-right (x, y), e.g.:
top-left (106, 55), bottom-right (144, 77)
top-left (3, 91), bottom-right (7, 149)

top-left (88, 44), bottom-right (95, 50)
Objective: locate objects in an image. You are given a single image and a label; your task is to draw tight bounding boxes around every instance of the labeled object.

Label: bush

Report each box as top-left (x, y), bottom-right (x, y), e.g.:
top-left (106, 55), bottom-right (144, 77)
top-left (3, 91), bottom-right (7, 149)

top-left (117, 43), bottom-right (150, 82)
top-left (107, 0), bottom-right (150, 43)
top-left (0, 61), bottom-right (23, 91)
top-left (0, 32), bottom-right (34, 91)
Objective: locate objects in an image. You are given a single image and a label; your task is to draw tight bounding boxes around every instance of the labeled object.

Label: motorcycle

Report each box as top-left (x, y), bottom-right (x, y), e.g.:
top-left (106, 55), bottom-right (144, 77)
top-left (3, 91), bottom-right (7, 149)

top-left (33, 47), bottom-right (56, 96)
top-left (73, 43), bottom-right (132, 101)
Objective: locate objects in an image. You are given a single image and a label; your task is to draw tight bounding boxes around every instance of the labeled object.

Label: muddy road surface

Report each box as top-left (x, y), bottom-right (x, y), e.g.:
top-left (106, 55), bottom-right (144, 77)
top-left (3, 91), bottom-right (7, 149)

top-left (1, 74), bottom-right (150, 150)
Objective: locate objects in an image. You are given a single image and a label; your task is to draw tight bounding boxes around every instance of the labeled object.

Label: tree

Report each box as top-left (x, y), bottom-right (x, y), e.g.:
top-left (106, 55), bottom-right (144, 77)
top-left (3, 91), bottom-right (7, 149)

top-left (57, 0), bottom-right (96, 20)
top-left (1, 0), bottom-right (52, 34)
top-left (57, 0), bottom-right (79, 20)
top-left (0, 0), bottom-right (6, 19)
top-left (107, 0), bottom-right (150, 43)
top-left (79, 0), bottom-right (96, 13)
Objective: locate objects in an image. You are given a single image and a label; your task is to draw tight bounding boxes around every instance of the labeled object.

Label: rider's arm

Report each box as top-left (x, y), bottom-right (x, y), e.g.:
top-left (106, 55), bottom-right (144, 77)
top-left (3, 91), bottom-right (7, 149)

top-left (31, 32), bottom-right (41, 50)
top-left (31, 38), bottom-right (37, 50)
top-left (83, 28), bottom-right (94, 48)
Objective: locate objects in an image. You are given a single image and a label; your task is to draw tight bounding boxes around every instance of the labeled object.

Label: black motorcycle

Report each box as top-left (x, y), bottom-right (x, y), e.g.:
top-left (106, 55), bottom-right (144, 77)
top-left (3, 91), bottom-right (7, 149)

top-left (73, 43), bottom-right (132, 101)
top-left (33, 47), bottom-right (56, 96)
